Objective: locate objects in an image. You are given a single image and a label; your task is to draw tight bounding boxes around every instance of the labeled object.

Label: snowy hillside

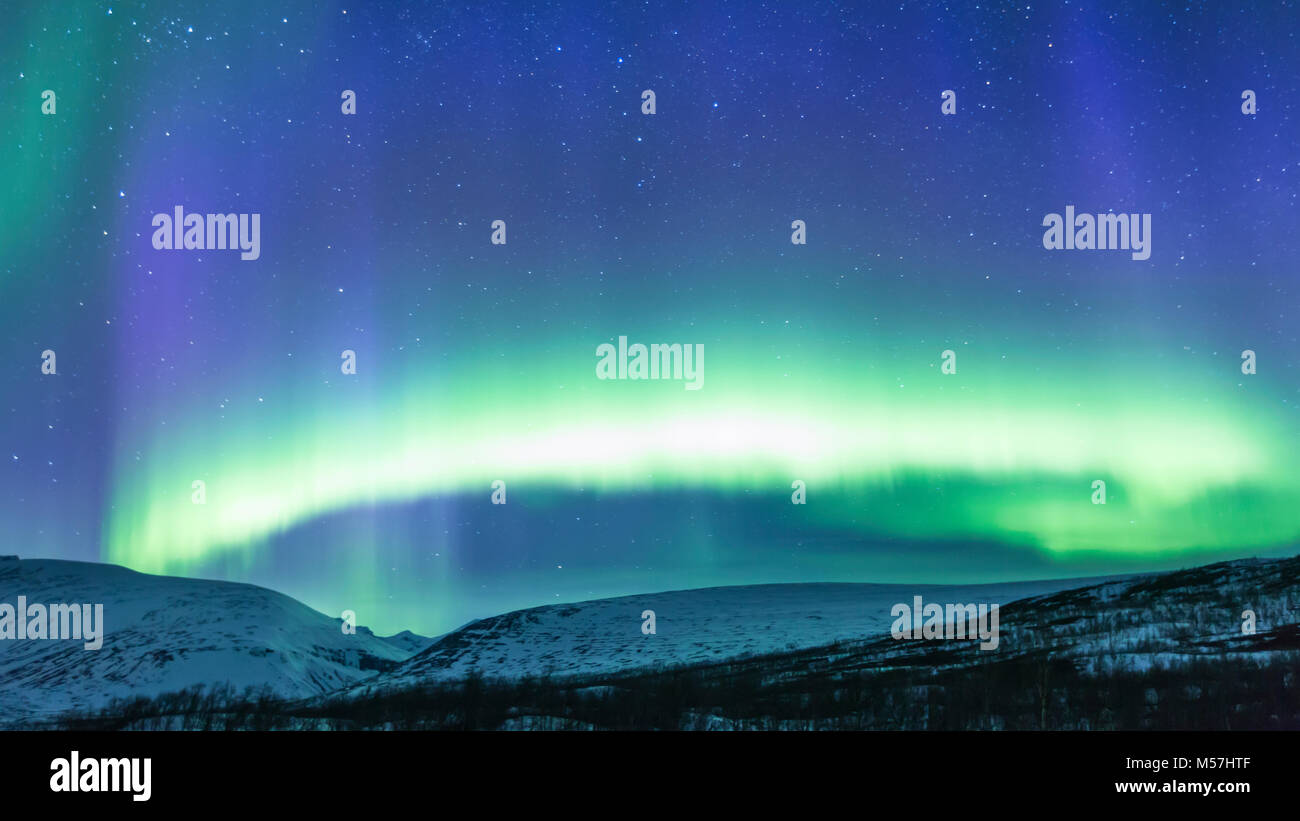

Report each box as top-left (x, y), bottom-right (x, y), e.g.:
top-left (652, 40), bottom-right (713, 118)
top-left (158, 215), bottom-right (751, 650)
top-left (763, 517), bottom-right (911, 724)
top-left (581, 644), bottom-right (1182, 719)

top-left (326, 555), bottom-right (1300, 730)
top-left (361, 575), bottom-right (1116, 692)
top-left (981, 556), bottom-right (1300, 675)
top-left (0, 556), bottom-right (425, 727)
top-left (14, 551), bottom-right (1299, 731)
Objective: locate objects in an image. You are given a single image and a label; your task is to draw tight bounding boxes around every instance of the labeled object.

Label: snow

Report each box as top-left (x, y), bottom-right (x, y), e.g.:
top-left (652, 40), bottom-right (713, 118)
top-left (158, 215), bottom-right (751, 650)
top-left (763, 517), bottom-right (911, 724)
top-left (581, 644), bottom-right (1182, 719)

top-left (368, 576), bottom-right (1117, 690)
top-left (0, 558), bottom-right (425, 726)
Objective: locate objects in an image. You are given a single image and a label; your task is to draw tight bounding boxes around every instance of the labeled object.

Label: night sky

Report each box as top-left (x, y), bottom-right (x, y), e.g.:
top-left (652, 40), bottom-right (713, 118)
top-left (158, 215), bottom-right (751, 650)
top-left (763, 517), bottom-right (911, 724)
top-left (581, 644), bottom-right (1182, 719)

top-left (3, 1), bottom-right (1298, 634)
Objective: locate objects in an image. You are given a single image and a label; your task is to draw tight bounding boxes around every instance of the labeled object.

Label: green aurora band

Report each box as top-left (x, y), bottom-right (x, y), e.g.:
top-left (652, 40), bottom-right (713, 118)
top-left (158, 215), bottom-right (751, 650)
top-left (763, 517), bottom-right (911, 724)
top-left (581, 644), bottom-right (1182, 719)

top-left (104, 335), bottom-right (1300, 575)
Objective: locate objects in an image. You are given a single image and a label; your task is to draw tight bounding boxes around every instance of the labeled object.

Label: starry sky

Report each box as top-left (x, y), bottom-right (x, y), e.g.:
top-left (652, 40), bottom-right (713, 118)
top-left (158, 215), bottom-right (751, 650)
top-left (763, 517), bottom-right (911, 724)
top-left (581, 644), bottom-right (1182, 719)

top-left (2, 1), bottom-right (1298, 635)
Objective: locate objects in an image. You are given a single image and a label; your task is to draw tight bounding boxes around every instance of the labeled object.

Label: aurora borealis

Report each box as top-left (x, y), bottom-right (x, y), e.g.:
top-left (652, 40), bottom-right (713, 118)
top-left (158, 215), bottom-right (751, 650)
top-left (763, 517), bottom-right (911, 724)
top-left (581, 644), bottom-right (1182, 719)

top-left (3, 1), bottom-right (1298, 634)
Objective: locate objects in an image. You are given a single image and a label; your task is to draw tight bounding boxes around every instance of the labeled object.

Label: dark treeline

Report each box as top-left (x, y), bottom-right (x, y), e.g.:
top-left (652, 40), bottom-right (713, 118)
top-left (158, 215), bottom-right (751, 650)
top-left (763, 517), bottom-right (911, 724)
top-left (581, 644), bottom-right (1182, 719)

top-left (51, 646), bottom-right (1300, 731)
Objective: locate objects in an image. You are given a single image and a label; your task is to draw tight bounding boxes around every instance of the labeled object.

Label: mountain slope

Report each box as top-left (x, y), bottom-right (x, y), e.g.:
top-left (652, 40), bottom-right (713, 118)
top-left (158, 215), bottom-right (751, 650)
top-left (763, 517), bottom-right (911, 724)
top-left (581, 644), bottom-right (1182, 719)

top-left (318, 555), bottom-right (1300, 730)
top-left (16, 550), bottom-right (1295, 731)
top-left (0, 556), bottom-right (424, 726)
top-left (360, 575), bottom-right (1120, 692)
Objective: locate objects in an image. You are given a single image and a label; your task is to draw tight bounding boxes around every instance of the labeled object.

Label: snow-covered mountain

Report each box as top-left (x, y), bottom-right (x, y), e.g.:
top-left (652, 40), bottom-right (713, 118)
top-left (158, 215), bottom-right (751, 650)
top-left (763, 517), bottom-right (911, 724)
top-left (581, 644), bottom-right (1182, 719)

top-left (358, 575), bottom-right (1119, 693)
top-left (14, 548), bottom-right (1295, 731)
top-left (0, 556), bottom-right (426, 727)
top-left (977, 555), bottom-right (1300, 675)
top-left (380, 630), bottom-right (436, 656)
top-left (336, 555), bottom-right (1300, 730)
